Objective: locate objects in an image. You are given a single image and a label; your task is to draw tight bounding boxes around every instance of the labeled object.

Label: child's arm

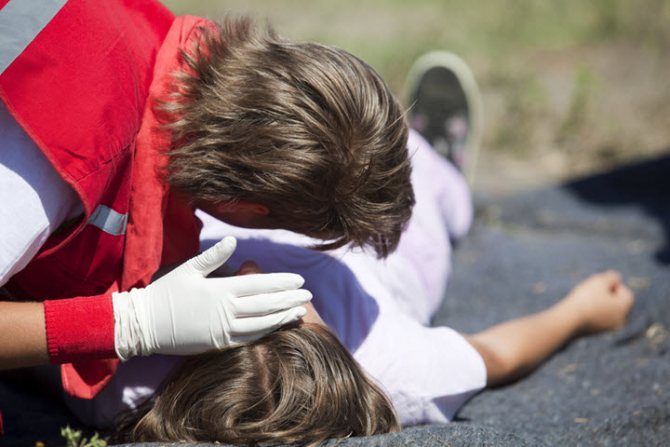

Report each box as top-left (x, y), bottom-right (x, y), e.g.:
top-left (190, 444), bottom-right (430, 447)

top-left (465, 271), bottom-right (634, 387)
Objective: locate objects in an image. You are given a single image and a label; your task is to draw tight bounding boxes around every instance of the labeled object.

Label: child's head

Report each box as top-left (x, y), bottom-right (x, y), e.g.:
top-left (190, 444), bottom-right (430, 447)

top-left (166, 16), bottom-right (414, 257)
top-left (114, 324), bottom-right (399, 445)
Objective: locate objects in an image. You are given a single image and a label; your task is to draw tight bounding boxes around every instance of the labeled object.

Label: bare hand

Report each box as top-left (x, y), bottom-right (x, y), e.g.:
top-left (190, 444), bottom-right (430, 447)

top-left (563, 270), bottom-right (635, 335)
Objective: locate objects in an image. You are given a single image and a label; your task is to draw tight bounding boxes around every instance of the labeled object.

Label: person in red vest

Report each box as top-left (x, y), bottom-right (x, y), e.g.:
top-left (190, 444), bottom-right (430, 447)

top-left (0, 0), bottom-right (413, 402)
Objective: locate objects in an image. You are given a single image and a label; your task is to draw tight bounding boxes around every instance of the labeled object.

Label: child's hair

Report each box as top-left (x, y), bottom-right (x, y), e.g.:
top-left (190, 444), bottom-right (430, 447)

top-left (164, 16), bottom-right (414, 258)
top-left (112, 324), bottom-right (399, 445)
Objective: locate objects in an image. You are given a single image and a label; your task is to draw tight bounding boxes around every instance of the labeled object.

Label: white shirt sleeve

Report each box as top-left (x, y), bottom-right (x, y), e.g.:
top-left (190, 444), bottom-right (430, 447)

top-left (0, 102), bottom-right (82, 287)
top-left (351, 270), bottom-right (487, 425)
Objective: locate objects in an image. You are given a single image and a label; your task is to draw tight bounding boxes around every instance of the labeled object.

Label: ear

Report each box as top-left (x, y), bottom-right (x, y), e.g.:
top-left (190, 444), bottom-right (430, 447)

top-left (216, 200), bottom-right (270, 217)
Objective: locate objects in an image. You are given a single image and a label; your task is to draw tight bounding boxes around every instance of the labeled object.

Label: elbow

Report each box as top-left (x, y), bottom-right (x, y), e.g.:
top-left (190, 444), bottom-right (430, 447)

top-left (465, 335), bottom-right (526, 387)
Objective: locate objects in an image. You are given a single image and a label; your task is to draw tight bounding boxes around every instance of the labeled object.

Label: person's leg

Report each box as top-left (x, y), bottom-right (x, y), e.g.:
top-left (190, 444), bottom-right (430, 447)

top-left (407, 129), bottom-right (473, 241)
top-left (379, 51), bottom-right (482, 320)
top-left (377, 130), bottom-right (472, 323)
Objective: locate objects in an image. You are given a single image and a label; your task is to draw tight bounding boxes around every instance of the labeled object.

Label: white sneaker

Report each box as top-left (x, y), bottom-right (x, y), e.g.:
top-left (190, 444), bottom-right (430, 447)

top-left (405, 51), bottom-right (483, 185)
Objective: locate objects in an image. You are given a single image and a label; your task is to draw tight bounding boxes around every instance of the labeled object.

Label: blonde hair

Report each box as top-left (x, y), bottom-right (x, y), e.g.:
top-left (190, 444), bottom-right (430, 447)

top-left (113, 324), bottom-right (399, 445)
top-left (163, 16), bottom-right (414, 257)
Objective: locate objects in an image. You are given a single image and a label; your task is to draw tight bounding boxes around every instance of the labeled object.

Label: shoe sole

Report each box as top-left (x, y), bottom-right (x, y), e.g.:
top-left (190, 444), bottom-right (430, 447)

top-left (404, 51), bottom-right (483, 186)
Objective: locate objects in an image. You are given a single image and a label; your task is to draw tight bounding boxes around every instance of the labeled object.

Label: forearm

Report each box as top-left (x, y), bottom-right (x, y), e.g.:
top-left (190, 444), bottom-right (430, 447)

top-left (466, 299), bottom-right (581, 387)
top-left (0, 295), bottom-right (117, 369)
top-left (0, 301), bottom-right (49, 369)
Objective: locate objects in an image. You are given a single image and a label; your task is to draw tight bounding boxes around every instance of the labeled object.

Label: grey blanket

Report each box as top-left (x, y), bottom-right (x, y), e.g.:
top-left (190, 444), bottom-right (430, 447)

top-left (2, 154), bottom-right (668, 446)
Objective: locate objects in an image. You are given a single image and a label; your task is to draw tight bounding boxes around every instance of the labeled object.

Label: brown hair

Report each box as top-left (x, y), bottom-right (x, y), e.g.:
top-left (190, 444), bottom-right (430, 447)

top-left (163, 16), bottom-right (414, 257)
top-left (113, 324), bottom-right (399, 445)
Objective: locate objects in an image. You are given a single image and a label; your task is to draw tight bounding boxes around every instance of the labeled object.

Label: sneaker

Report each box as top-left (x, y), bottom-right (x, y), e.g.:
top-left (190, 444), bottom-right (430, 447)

top-left (405, 51), bottom-right (482, 185)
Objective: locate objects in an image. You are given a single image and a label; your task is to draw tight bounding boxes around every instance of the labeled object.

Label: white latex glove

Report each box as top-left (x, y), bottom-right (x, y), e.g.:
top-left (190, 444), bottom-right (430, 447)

top-left (112, 236), bottom-right (310, 360)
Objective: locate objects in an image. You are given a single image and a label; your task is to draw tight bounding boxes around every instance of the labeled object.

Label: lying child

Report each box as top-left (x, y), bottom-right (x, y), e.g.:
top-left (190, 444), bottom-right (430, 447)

top-left (192, 129), bottom-right (635, 424)
top-left (64, 129), bottom-right (634, 444)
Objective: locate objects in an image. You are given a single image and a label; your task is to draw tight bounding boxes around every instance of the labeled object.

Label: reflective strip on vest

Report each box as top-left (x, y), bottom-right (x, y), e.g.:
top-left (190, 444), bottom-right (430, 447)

top-left (88, 205), bottom-right (128, 236)
top-left (0, 0), bottom-right (68, 74)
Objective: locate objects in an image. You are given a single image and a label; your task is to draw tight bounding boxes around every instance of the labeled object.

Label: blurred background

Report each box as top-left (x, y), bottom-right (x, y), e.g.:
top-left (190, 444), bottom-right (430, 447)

top-left (164, 0), bottom-right (670, 193)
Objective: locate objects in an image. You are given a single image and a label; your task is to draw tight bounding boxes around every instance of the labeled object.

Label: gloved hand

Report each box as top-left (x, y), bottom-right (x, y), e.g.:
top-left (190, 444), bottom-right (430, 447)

top-left (112, 236), bottom-right (310, 360)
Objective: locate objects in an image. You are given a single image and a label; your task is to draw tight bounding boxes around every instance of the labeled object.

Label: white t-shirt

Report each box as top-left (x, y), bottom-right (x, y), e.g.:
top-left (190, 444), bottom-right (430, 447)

top-left (0, 101), bottom-right (82, 288)
top-left (64, 130), bottom-right (486, 427)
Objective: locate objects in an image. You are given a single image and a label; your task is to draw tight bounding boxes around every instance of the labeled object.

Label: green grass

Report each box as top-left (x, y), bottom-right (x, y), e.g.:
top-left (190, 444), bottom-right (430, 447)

top-left (164, 1), bottom-right (608, 89)
top-left (163, 0), bottom-right (670, 80)
top-left (163, 0), bottom-right (670, 187)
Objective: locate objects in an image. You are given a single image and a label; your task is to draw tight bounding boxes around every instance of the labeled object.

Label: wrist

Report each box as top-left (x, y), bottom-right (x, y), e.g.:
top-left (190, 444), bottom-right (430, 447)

top-left (112, 288), bottom-right (158, 361)
top-left (552, 296), bottom-right (587, 338)
top-left (44, 294), bottom-right (117, 364)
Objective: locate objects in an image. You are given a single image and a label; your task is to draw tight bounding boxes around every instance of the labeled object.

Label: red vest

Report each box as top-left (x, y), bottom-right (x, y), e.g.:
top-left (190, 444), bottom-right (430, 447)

top-left (0, 1), bottom-right (203, 397)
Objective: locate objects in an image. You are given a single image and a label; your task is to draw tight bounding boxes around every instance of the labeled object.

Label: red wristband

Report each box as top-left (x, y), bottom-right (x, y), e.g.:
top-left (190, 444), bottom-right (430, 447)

top-left (43, 294), bottom-right (117, 364)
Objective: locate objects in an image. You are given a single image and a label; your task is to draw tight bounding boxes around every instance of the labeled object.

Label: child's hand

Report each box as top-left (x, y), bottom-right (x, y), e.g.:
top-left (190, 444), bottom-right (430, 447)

top-left (563, 270), bottom-right (635, 335)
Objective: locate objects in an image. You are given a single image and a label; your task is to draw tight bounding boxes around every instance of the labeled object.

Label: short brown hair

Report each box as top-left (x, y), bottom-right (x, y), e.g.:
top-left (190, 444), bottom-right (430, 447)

top-left (113, 324), bottom-right (399, 445)
top-left (164, 16), bottom-right (414, 257)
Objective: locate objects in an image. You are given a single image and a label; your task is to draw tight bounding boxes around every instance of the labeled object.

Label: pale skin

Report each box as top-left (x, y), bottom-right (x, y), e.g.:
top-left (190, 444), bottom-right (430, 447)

top-left (0, 301), bottom-right (48, 369)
